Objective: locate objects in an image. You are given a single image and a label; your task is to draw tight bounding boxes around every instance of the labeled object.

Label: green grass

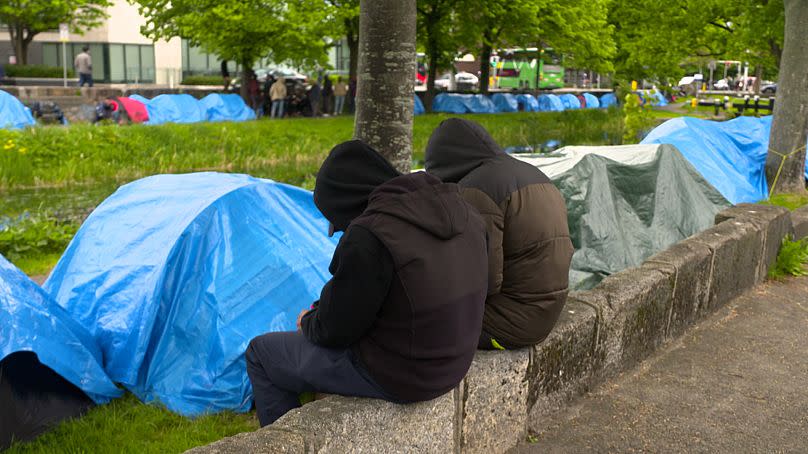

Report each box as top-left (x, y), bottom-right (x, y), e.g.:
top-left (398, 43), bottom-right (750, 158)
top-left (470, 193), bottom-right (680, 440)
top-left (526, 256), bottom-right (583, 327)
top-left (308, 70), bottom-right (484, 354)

top-left (0, 109), bottom-right (624, 191)
top-left (760, 192), bottom-right (808, 211)
top-left (7, 394), bottom-right (259, 454)
top-left (181, 75), bottom-right (225, 86)
top-left (11, 252), bottom-right (61, 276)
top-left (768, 235), bottom-right (808, 280)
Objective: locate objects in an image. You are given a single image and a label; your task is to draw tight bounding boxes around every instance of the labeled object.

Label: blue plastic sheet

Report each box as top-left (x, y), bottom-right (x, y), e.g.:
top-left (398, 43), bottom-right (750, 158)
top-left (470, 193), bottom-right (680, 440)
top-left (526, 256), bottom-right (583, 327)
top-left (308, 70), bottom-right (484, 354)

top-left (44, 172), bottom-right (339, 415)
top-left (559, 94), bottom-right (581, 110)
top-left (582, 93), bottom-right (600, 109)
top-left (641, 115), bottom-right (808, 204)
top-left (639, 90), bottom-right (668, 107)
top-left (537, 94), bottom-right (564, 112)
top-left (0, 254), bottom-right (121, 404)
top-left (432, 93), bottom-right (497, 114)
top-left (599, 92), bottom-right (617, 108)
top-left (414, 94), bottom-right (425, 115)
top-left (516, 94), bottom-right (539, 112)
top-left (0, 90), bottom-right (35, 129)
top-left (199, 93), bottom-right (256, 122)
top-left (491, 93), bottom-right (518, 113)
top-left (135, 94), bottom-right (207, 125)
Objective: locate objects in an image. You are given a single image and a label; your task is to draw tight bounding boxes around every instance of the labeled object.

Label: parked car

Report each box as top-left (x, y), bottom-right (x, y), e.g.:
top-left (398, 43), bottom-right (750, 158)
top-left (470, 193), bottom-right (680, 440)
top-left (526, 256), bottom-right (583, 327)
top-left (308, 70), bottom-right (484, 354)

top-left (761, 83), bottom-right (777, 94)
top-left (434, 72), bottom-right (479, 91)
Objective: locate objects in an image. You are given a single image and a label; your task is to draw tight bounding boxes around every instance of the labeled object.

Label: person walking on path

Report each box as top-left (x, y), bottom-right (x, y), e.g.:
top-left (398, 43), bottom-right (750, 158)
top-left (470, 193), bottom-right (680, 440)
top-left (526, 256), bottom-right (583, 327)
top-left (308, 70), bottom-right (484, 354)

top-left (333, 77), bottom-right (348, 115)
top-left (74, 46), bottom-right (93, 87)
top-left (347, 77), bottom-right (357, 113)
top-left (425, 118), bottom-right (574, 350)
top-left (308, 80), bottom-right (322, 117)
top-left (322, 77), bottom-right (333, 116)
top-left (245, 140), bottom-right (489, 426)
top-left (269, 77), bottom-right (287, 119)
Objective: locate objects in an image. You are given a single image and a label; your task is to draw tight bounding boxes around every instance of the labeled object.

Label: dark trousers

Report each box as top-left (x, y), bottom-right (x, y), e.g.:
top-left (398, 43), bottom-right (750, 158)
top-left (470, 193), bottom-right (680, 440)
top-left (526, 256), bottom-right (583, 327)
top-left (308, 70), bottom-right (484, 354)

top-left (246, 331), bottom-right (393, 426)
top-left (78, 73), bottom-right (93, 87)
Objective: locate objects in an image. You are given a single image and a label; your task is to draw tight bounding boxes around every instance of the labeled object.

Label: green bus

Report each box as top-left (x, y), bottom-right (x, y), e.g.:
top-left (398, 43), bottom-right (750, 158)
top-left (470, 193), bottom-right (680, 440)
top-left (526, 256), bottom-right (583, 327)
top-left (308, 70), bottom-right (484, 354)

top-left (490, 48), bottom-right (564, 90)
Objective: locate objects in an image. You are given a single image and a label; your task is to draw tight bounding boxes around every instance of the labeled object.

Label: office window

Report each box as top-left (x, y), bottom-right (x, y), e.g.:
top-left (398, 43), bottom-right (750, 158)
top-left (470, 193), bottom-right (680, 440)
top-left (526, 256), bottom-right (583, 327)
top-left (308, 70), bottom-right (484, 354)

top-left (140, 45), bottom-right (155, 82)
top-left (109, 44), bottom-right (125, 82)
top-left (42, 44), bottom-right (58, 67)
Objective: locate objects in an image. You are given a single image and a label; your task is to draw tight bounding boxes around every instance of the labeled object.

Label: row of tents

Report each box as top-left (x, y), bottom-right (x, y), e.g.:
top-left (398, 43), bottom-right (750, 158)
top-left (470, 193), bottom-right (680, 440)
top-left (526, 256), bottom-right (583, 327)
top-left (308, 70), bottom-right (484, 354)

top-left (2, 113), bottom-right (800, 448)
top-left (417, 92), bottom-right (618, 115)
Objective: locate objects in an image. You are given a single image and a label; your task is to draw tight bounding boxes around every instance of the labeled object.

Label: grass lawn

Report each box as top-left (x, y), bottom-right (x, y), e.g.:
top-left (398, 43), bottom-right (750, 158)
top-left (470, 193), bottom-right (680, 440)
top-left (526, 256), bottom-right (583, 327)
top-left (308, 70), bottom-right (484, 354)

top-left (7, 394), bottom-right (259, 454)
top-left (3, 109), bottom-right (624, 453)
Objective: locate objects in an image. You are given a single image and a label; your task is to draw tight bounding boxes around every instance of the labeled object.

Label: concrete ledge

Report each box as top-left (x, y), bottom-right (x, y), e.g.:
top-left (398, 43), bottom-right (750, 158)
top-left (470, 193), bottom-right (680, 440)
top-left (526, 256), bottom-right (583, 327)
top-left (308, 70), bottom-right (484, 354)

top-left (191, 204), bottom-right (802, 454)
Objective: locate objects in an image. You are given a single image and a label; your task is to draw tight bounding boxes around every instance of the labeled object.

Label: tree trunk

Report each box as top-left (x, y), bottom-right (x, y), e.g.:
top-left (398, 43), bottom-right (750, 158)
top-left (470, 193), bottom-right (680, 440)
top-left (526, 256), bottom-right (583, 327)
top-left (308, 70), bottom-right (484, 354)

top-left (479, 42), bottom-right (492, 94)
top-left (765, 0), bottom-right (808, 195)
top-left (345, 17), bottom-right (359, 82)
top-left (425, 49), bottom-right (438, 112)
top-left (240, 58), bottom-right (252, 104)
top-left (355, 0), bottom-right (416, 173)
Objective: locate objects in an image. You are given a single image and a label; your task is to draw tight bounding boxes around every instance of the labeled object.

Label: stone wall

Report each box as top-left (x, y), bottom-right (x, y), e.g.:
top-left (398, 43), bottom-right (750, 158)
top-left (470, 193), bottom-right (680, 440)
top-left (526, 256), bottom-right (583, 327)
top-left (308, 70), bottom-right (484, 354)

top-left (190, 204), bottom-right (806, 454)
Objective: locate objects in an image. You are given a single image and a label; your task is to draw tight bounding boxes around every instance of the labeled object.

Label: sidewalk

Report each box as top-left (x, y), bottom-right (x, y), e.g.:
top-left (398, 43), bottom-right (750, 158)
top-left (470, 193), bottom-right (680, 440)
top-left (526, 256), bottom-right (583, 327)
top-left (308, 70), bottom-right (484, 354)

top-left (514, 275), bottom-right (808, 453)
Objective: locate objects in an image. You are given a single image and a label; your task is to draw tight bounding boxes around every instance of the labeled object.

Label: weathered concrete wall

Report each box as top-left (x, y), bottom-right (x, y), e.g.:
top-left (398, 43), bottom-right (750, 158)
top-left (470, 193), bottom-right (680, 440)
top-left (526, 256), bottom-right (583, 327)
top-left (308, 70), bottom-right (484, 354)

top-left (190, 204), bottom-right (797, 454)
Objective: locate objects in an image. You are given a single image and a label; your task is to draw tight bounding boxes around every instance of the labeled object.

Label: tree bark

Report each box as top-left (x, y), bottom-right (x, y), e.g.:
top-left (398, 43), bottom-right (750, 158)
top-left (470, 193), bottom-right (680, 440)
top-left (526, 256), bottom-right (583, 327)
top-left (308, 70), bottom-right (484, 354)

top-left (424, 10), bottom-right (440, 112)
top-left (479, 42), bottom-right (492, 94)
top-left (240, 58), bottom-right (252, 104)
top-left (355, 0), bottom-right (416, 173)
top-left (765, 0), bottom-right (808, 195)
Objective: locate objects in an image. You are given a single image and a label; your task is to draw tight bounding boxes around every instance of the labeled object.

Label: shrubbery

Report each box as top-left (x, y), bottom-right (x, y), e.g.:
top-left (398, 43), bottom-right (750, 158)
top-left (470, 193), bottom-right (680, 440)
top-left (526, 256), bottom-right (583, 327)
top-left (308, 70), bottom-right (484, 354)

top-left (181, 75), bottom-right (225, 86)
top-left (4, 64), bottom-right (75, 78)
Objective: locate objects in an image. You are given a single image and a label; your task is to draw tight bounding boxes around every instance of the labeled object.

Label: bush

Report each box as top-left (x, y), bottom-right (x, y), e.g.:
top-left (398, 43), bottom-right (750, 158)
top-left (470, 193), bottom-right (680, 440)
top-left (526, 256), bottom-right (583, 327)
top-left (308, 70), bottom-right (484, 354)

top-left (0, 212), bottom-right (78, 262)
top-left (769, 235), bottom-right (808, 280)
top-left (4, 64), bottom-right (74, 78)
top-left (181, 75), bottom-right (224, 86)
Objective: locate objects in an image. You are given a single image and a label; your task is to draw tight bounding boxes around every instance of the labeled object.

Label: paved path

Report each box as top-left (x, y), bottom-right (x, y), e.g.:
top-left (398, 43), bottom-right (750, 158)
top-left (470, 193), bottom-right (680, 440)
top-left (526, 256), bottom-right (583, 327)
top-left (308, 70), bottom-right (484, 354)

top-left (514, 276), bottom-right (808, 453)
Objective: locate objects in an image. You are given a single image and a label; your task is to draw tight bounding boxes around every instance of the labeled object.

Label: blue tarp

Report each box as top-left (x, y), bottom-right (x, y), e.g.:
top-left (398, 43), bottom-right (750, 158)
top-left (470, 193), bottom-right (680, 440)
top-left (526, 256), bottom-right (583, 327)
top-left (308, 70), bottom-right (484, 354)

top-left (44, 172), bottom-right (339, 415)
top-left (199, 93), bottom-right (256, 122)
top-left (641, 116), bottom-right (808, 204)
top-left (432, 93), bottom-right (497, 114)
top-left (559, 94), bottom-right (581, 110)
top-left (639, 90), bottom-right (668, 107)
top-left (491, 93), bottom-right (519, 113)
top-left (0, 254), bottom-right (121, 404)
top-left (0, 90), bottom-right (35, 129)
top-left (133, 94), bottom-right (207, 125)
top-left (414, 94), bottom-right (425, 115)
top-left (582, 93), bottom-right (600, 109)
top-left (516, 94), bottom-right (539, 112)
top-left (537, 94), bottom-right (564, 112)
top-left (600, 92), bottom-right (618, 108)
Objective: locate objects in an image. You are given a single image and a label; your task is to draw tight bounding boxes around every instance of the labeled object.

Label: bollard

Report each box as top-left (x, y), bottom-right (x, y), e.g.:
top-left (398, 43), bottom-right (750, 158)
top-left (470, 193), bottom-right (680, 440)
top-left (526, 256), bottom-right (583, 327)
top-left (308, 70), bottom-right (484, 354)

top-left (753, 95), bottom-right (760, 116)
top-left (691, 98), bottom-right (698, 109)
top-left (714, 98), bottom-right (721, 116)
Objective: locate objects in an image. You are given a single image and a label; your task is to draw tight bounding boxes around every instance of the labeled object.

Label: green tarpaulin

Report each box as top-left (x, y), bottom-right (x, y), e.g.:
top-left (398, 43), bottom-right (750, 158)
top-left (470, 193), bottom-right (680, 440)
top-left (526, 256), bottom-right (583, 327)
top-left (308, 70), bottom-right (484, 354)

top-left (515, 144), bottom-right (730, 289)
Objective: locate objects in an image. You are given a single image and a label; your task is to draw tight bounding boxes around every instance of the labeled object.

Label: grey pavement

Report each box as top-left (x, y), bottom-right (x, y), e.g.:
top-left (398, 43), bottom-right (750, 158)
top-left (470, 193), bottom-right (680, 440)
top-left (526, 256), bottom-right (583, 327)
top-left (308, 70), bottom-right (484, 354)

top-left (514, 275), bottom-right (808, 454)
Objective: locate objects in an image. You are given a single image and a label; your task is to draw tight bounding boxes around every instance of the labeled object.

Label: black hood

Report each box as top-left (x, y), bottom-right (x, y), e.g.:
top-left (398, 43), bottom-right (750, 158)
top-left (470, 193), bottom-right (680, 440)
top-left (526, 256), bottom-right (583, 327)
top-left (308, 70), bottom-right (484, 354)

top-left (314, 140), bottom-right (401, 231)
top-left (364, 172), bottom-right (468, 240)
top-left (424, 118), bottom-right (503, 183)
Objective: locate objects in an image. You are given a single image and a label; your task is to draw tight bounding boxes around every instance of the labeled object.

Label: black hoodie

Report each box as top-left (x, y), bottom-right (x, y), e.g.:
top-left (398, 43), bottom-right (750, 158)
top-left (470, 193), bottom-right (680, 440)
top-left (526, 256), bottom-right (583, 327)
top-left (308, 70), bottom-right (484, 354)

top-left (425, 118), bottom-right (573, 348)
top-left (304, 140), bottom-right (489, 402)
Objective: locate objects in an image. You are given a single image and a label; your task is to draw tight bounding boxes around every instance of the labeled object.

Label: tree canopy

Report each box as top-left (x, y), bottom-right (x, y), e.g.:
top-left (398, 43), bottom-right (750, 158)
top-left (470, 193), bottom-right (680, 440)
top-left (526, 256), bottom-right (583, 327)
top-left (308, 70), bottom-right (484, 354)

top-left (0, 0), bottom-right (110, 64)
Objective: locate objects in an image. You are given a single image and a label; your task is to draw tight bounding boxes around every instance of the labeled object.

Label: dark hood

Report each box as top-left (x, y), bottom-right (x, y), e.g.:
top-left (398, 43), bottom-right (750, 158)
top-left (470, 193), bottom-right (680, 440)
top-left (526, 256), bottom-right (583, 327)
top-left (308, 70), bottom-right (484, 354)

top-left (314, 140), bottom-right (401, 231)
top-left (363, 172), bottom-right (468, 240)
top-left (424, 118), bottom-right (503, 183)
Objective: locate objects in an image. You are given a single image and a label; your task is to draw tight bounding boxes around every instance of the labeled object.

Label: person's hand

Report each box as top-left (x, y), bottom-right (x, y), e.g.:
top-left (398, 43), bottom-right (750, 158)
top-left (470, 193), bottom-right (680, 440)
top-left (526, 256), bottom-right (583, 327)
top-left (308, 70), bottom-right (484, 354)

top-left (296, 309), bottom-right (309, 331)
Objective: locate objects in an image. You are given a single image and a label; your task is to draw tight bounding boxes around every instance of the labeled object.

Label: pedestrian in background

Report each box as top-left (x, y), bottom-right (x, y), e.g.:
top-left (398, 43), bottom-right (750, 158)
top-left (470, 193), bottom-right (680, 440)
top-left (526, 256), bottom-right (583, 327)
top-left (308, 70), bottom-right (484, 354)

top-left (348, 77), bottom-right (357, 113)
top-left (248, 71), bottom-right (261, 114)
top-left (270, 77), bottom-right (287, 119)
top-left (322, 76), bottom-right (333, 116)
top-left (333, 77), bottom-right (347, 115)
top-left (74, 46), bottom-right (93, 87)
top-left (309, 79), bottom-right (322, 117)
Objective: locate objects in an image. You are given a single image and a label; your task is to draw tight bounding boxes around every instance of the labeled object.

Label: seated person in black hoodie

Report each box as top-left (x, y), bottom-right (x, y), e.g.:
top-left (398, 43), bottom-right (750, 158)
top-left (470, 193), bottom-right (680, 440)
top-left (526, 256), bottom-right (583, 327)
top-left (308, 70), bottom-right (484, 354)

top-left (245, 140), bottom-right (489, 426)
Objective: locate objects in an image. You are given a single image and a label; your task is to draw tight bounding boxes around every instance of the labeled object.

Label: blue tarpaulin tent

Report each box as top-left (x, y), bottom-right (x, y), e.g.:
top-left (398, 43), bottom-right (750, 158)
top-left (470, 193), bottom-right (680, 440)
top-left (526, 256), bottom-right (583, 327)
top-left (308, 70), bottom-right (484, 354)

top-left (414, 94), bottom-right (425, 115)
top-left (559, 94), bottom-right (581, 110)
top-left (599, 92), bottom-right (617, 108)
top-left (44, 173), bottom-right (339, 415)
top-left (582, 93), bottom-right (600, 109)
top-left (491, 93), bottom-right (519, 113)
top-left (432, 93), bottom-right (496, 114)
top-left (537, 94), bottom-right (564, 112)
top-left (642, 116), bottom-right (808, 204)
top-left (516, 94), bottom-right (539, 112)
top-left (132, 94), bottom-right (207, 125)
top-left (199, 93), bottom-right (256, 122)
top-left (639, 90), bottom-right (668, 107)
top-left (0, 254), bottom-right (121, 404)
top-left (0, 90), bottom-right (36, 129)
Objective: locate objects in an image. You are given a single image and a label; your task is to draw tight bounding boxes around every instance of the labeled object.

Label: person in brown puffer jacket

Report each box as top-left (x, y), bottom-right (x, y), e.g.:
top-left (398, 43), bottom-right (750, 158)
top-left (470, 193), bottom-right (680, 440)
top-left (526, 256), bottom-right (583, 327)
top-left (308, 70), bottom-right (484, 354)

top-left (425, 118), bottom-right (574, 349)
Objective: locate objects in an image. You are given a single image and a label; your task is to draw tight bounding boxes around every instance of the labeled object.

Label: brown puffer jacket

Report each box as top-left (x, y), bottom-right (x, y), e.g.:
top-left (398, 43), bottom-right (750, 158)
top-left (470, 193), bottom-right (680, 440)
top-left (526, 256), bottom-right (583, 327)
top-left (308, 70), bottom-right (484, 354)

top-left (425, 118), bottom-right (574, 348)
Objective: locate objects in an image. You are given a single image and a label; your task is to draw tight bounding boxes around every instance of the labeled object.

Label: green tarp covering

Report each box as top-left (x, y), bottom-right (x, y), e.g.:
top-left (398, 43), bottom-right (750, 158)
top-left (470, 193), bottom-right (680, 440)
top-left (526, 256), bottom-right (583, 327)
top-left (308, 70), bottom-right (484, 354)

top-left (515, 144), bottom-right (731, 289)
